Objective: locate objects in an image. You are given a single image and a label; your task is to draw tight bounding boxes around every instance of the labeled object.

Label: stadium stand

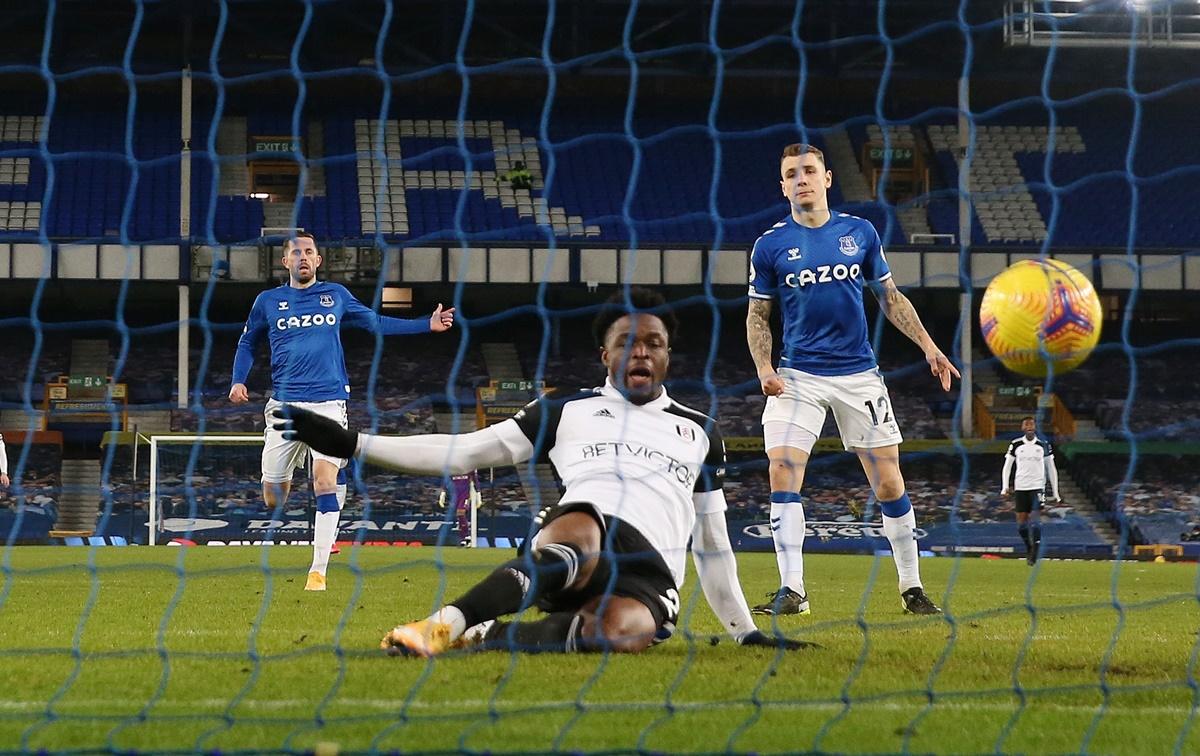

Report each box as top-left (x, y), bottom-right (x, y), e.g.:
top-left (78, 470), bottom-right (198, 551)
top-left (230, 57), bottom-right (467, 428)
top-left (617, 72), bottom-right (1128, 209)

top-left (4, 97), bottom-right (1195, 248)
top-left (0, 436), bottom-right (62, 541)
top-left (1068, 452), bottom-right (1200, 546)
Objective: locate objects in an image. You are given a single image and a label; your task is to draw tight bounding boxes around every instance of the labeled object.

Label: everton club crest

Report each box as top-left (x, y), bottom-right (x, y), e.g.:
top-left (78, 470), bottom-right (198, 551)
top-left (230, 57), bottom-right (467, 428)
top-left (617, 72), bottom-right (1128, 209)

top-left (838, 235), bottom-right (860, 256)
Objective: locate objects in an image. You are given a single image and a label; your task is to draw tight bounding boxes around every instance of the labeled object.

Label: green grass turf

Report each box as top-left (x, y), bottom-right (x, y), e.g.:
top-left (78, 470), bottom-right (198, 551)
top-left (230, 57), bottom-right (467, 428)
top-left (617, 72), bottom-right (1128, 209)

top-left (1, 546), bottom-right (1197, 754)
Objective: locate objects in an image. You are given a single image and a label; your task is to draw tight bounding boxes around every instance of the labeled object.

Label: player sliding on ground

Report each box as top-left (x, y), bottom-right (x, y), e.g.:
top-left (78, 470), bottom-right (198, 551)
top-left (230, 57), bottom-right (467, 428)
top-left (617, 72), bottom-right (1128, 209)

top-left (746, 143), bottom-right (960, 617)
top-left (272, 288), bottom-right (813, 656)
top-left (230, 231), bottom-right (455, 592)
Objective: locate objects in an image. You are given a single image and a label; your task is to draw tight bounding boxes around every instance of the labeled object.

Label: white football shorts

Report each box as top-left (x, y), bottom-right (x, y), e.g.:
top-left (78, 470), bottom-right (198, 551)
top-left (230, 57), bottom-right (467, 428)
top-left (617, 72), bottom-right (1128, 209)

top-left (762, 367), bottom-right (903, 452)
top-left (261, 398), bottom-right (348, 483)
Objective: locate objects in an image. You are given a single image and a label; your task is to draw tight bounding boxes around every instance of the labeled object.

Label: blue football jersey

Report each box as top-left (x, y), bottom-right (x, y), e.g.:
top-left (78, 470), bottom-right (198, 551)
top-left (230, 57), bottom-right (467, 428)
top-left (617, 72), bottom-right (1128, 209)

top-left (748, 213), bottom-right (891, 376)
top-left (232, 281), bottom-right (429, 402)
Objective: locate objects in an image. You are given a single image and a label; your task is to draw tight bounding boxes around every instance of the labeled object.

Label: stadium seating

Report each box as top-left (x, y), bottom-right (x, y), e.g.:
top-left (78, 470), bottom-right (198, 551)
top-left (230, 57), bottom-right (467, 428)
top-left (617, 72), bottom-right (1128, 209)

top-left (1069, 452), bottom-right (1200, 546)
top-left (0, 99), bottom-right (1176, 247)
top-left (1, 99), bottom-right (1193, 248)
top-left (0, 438), bottom-right (63, 540)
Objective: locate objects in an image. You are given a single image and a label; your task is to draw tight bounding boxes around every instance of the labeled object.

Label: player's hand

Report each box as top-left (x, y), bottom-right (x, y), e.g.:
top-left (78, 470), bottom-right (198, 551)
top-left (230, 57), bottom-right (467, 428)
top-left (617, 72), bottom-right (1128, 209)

top-left (430, 303), bottom-right (456, 333)
top-left (1001, 490), bottom-right (1010, 497)
top-left (739, 630), bottom-right (821, 651)
top-left (1055, 496), bottom-right (1062, 503)
top-left (269, 406), bottom-right (359, 459)
top-left (0, 474), bottom-right (9, 489)
top-left (758, 370), bottom-right (785, 397)
top-left (925, 348), bottom-right (961, 392)
top-left (229, 383), bottom-right (249, 404)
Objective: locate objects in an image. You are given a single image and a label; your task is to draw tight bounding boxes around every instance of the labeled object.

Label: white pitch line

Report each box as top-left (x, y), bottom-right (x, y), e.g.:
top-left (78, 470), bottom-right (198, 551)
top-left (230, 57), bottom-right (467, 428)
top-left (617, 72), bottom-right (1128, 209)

top-left (0, 699), bottom-right (1193, 715)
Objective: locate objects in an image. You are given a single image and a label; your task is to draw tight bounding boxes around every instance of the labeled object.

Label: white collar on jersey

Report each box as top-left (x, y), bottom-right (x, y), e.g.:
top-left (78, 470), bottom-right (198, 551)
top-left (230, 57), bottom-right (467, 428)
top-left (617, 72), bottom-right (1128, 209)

top-left (599, 377), bottom-right (673, 411)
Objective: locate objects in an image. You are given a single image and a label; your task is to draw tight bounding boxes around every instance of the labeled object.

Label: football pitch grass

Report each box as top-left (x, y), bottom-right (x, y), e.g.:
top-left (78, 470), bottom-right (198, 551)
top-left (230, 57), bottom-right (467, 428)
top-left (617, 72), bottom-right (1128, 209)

top-left (1, 547), bottom-right (1197, 754)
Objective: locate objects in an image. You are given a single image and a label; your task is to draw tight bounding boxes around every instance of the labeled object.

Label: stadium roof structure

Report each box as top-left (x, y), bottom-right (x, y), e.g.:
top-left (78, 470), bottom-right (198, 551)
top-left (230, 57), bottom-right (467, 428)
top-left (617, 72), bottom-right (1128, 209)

top-left (0, 0), bottom-right (1197, 94)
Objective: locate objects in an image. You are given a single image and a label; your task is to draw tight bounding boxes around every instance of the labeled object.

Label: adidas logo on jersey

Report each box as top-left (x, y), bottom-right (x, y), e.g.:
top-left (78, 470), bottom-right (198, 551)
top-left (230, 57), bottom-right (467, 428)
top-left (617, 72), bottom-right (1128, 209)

top-left (784, 263), bottom-right (862, 289)
top-left (593, 408), bottom-right (615, 418)
top-left (275, 313), bottom-right (338, 330)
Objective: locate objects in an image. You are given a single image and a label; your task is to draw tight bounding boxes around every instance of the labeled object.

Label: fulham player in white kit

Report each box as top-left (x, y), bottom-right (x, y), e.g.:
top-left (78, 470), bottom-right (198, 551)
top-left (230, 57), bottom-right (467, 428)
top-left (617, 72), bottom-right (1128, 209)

top-left (273, 288), bottom-right (813, 655)
top-left (1001, 416), bottom-right (1061, 565)
top-left (746, 144), bottom-right (960, 616)
top-left (230, 232), bottom-right (455, 591)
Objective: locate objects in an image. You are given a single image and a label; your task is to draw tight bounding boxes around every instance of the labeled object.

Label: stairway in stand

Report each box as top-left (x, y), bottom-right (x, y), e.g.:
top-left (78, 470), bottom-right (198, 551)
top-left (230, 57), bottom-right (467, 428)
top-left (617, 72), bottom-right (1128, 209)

top-left (52, 459), bottom-right (101, 536)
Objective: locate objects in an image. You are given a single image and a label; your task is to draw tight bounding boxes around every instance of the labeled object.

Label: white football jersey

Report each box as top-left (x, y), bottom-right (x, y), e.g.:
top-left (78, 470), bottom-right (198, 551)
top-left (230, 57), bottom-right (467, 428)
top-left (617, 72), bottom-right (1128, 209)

top-left (500, 379), bottom-right (726, 586)
top-left (1004, 435), bottom-right (1054, 492)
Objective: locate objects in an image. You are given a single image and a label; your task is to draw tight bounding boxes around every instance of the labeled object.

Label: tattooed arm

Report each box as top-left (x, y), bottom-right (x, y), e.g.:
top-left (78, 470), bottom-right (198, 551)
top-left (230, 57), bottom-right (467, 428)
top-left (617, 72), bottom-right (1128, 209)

top-left (873, 278), bottom-right (961, 391)
top-left (746, 297), bottom-right (784, 396)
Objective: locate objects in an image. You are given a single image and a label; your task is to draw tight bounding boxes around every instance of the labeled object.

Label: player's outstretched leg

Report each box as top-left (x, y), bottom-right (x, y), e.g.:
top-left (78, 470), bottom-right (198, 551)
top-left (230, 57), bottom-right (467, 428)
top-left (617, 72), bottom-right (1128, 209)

top-left (382, 540), bottom-right (592, 657)
top-left (455, 595), bottom-right (657, 655)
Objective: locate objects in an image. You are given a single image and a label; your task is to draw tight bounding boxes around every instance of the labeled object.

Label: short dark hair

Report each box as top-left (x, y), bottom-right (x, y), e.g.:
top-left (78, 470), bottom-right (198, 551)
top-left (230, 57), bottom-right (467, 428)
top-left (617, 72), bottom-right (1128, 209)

top-left (1022, 416), bottom-right (1035, 424)
top-left (284, 230), bottom-right (318, 253)
top-left (591, 287), bottom-right (678, 348)
top-left (781, 143), bottom-right (826, 167)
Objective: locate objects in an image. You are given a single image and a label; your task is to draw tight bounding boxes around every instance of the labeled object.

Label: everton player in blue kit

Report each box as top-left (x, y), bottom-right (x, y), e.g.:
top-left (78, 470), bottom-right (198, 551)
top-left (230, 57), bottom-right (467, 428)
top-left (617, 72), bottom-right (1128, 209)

top-left (746, 144), bottom-right (959, 616)
top-left (229, 232), bottom-right (455, 591)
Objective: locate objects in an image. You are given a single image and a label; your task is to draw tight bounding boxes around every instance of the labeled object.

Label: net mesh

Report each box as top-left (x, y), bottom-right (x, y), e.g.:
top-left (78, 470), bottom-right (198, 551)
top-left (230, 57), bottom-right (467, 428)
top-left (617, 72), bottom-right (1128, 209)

top-left (2, 0), bottom-right (1198, 753)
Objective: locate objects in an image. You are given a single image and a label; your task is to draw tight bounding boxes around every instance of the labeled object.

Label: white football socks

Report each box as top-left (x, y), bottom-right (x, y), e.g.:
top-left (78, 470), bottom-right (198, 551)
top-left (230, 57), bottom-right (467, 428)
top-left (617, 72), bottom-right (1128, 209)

top-left (429, 605), bottom-right (468, 641)
top-left (882, 508), bottom-right (922, 593)
top-left (309, 509), bottom-right (339, 575)
top-left (770, 497), bottom-right (807, 595)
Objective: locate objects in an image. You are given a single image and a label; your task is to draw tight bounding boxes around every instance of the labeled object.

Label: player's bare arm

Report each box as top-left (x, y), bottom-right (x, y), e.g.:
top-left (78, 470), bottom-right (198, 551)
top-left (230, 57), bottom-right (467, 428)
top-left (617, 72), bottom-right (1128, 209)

top-left (746, 298), bottom-right (783, 396)
top-left (874, 278), bottom-right (961, 391)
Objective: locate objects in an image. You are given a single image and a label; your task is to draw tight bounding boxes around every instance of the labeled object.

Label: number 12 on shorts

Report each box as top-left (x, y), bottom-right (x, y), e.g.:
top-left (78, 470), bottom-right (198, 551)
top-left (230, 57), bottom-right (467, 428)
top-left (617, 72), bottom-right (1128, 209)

top-left (864, 395), bottom-right (891, 426)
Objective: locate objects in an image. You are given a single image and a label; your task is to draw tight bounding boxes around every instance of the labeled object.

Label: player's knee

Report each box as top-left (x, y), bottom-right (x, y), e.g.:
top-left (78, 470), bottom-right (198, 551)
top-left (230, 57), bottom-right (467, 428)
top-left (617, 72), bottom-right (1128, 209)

top-left (531, 542), bottom-right (590, 590)
top-left (262, 482), bottom-right (287, 507)
top-left (767, 459), bottom-right (806, 490)
top-left (592, 605), bottom-right (657, 653)
top-left (874, 474), bottom-right (905, 502)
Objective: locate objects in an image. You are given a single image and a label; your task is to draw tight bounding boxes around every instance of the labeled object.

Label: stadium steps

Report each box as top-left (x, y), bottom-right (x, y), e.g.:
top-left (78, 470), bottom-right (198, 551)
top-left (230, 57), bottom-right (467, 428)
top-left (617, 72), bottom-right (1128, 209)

top-left (898, 201), bottom-right (932, 240)
top-left (1058, 469), bottom-right (1120, 549)
top-left (481, 343), bottom-right (525, 381)
top-left (824, 127), bottom-right (873, 202)
top-left (216, 117), bottom-right (250, 196)
top-left (433, 411), bottom-right (476, 433)
top-left (304, 119), bottom-right (326, 197)
top-left (0, 409), bottom-right (43, 428)
top-left (124, 409), bottom-right (172, 434)
top-left (263, 201), bottom-right (297, 230)
top-left (518, 463), bottom-right (561, 511)
top-left (971, 353), bottom-right (1005, 393)
top-left (1071, 418), bottom-right (1107, 442)
top-left (71, 339), bottom-right (111, 377)
top-left (55, 459), bottom-right (101, 533)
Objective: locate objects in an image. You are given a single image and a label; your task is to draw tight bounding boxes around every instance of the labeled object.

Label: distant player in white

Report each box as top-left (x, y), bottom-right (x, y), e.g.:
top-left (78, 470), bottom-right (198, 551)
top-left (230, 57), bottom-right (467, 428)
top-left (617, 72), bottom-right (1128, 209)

top-left (0, 433), bottom-right (9, 492)
top-left (1001, 416), bottom-right (1061, 565)
top-left (746, 143), bottom-right (960, 616)
top-left (230, 231), bottom-right (455, 591)
top-left (272, 288), bottom-right (813, 656)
